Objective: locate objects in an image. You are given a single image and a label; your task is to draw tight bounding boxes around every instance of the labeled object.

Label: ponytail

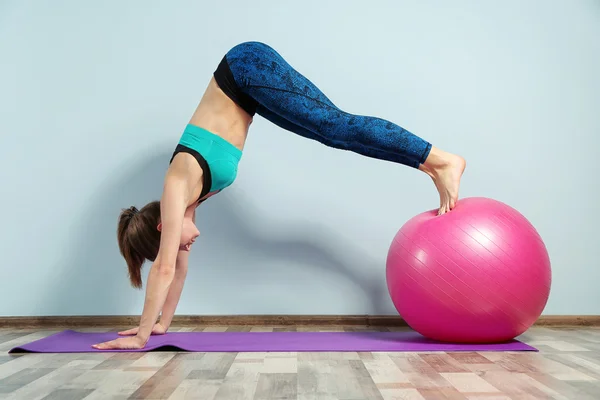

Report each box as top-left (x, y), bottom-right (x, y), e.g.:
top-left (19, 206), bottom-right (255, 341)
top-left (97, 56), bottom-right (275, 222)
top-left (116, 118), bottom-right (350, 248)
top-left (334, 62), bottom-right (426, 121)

top-left (116, 201), bottom-right (161, 288)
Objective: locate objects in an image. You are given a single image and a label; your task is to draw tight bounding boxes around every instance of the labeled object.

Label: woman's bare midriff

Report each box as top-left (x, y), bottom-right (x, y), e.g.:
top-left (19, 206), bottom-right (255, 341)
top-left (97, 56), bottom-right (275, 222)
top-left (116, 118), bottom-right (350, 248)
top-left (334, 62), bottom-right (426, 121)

top-left (187, 77), bottom-right (253, 151)
top-left (179, 77), bottom-right (254, 204)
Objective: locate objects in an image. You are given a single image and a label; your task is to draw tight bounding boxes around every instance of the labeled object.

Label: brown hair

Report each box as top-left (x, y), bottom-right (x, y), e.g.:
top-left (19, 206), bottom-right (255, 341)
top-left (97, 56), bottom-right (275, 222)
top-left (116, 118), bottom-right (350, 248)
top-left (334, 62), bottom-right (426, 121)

top-left (117, 201), bottom-right (161, 288)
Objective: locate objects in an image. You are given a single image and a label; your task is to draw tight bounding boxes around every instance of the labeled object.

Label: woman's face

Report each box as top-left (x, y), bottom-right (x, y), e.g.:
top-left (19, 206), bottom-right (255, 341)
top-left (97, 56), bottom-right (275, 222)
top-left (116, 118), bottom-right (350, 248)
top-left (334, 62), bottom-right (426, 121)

top-left (179, 214), bottom-right (200, 251)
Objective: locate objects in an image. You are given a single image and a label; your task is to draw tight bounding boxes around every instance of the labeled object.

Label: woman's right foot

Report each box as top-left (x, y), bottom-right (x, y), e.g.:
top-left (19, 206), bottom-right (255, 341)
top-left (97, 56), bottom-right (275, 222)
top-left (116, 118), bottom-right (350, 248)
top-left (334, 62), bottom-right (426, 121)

top-left (419, 146), bottom-right (466, 215)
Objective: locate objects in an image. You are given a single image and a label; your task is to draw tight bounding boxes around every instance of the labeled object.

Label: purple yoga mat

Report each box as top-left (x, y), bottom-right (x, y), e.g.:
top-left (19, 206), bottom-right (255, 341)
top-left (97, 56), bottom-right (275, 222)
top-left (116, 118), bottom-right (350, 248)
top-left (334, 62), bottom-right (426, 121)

top-left (9, 330), bottom-right (537, 353)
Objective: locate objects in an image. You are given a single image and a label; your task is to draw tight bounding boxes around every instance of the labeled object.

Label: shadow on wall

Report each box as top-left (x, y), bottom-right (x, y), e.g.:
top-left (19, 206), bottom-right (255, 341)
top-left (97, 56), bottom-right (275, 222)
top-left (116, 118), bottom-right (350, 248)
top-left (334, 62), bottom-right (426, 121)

top-left (196, 192), bottom-right (391, 314)
top-left (44, 148), bottom-right (391, 316)
top-left (40, 149), bottom-right (173, 316)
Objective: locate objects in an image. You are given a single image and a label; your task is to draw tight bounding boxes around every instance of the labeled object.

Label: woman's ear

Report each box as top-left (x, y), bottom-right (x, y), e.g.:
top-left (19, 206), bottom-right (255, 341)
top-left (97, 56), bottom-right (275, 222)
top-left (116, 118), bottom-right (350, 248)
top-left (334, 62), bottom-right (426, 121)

top-left (157, 222), bottom-right (162, 231)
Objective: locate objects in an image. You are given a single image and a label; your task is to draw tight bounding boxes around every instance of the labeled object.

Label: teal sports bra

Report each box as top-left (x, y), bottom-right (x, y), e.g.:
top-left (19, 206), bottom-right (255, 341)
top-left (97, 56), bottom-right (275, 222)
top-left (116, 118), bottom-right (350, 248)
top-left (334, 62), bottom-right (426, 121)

top-left (170, 124), bottom-right (242, 202)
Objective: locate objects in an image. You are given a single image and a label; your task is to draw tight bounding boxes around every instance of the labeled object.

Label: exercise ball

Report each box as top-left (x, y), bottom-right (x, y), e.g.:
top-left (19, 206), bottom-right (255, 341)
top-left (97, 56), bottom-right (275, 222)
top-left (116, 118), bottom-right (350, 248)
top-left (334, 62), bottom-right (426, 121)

top-left (386, 197), bottom-right (551, 343)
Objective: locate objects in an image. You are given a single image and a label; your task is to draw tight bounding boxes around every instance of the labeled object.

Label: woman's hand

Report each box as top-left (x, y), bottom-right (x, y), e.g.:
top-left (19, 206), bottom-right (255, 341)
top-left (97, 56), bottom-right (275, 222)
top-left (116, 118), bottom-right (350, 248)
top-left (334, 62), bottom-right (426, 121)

top-left (91, 335), bottom-right (147, 350)
top-left (118, 323), bottom-right (167, 336)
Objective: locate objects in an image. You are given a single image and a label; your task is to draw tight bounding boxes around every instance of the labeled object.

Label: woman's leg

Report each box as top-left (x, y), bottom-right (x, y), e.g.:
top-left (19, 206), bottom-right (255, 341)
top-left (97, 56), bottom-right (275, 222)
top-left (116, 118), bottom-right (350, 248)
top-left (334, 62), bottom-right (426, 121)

top-left (225, 42), bottom-right (465, 213)
top-left (225, 42), bottom-right (431, 169)
top-left (254, 104), bottom-right (419, 168)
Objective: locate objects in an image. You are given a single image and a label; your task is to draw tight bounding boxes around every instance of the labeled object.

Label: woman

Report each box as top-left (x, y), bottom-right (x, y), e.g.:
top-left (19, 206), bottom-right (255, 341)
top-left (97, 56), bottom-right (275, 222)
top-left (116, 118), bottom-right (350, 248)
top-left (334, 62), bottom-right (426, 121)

top-left (92, 41), bottom-right (465, 350)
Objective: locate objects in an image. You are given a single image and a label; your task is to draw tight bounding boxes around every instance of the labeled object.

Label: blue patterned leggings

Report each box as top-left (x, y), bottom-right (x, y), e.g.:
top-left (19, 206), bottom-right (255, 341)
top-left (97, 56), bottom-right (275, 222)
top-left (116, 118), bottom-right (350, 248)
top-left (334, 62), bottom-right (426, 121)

top-left (217, 42), bottom-right (432, 169)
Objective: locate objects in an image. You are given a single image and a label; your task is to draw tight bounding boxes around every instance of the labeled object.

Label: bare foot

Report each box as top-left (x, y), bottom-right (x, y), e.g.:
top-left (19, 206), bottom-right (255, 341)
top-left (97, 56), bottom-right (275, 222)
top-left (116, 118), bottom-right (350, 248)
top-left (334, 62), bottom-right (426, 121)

top-left (419, 146), bottom-right (466, 215)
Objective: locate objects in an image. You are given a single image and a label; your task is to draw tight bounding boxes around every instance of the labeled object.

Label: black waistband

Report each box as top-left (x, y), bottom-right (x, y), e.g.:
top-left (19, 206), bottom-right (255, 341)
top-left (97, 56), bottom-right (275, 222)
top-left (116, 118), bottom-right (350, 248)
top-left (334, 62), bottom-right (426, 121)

top-left (213, 56), bottom-right (258, 117)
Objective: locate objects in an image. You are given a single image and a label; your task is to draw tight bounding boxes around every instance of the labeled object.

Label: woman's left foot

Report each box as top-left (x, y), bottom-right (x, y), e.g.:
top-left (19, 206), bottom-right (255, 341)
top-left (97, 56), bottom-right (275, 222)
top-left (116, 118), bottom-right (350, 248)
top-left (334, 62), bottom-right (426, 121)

top-left (419, 146), bottom-right (466, 215)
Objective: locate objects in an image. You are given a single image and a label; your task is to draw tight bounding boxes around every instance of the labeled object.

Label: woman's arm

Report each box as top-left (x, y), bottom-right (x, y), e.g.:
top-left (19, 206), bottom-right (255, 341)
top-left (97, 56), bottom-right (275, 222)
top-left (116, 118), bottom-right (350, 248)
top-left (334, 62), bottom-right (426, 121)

top-left (159, 207), bottom-right (195, 330)
top-left (93, 157), bottom-right (202, 350)
top-left (158, 249), bottom-right (189, 330)
top-left (113, 250), bottom-right (190, 338)
top-left (135, 170), bottom-right (195, 342)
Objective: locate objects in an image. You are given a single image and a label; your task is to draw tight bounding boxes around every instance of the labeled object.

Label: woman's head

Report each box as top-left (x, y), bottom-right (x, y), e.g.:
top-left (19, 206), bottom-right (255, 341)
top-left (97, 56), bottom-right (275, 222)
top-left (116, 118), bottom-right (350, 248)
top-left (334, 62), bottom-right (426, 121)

top-left (117, 201), bottom-right (161, 288)
top-left (117, 201), bottom-right (201, 288)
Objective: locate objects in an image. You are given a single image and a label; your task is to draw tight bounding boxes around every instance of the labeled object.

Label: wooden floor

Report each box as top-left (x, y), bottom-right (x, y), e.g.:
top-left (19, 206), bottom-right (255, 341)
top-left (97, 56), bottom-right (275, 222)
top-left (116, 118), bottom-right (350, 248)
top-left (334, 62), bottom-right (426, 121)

top-left (0, 325), bottom-right (599, 399)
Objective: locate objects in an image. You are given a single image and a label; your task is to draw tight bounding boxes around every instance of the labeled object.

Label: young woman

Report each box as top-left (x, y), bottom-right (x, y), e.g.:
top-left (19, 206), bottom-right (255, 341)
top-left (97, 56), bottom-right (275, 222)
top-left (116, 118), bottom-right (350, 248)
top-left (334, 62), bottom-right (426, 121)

top-left (92, 41), bottom-right (465, 350)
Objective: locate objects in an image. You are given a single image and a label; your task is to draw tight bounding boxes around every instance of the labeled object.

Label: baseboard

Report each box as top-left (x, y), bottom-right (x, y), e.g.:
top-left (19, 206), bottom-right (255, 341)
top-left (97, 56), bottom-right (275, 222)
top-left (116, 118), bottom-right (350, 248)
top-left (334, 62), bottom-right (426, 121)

top-left (1, 315), bottom-right (599, 329)
top-left (532, 315), bottom-right (600, 326)
top-left (0, 315), bottom-right (407, 329)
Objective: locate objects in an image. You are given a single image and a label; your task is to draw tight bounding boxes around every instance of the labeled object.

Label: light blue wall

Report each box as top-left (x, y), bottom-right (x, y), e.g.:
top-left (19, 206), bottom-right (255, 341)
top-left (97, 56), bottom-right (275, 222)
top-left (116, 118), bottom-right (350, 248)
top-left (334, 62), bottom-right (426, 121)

top-left (1, 0), bottom-right (598, 317)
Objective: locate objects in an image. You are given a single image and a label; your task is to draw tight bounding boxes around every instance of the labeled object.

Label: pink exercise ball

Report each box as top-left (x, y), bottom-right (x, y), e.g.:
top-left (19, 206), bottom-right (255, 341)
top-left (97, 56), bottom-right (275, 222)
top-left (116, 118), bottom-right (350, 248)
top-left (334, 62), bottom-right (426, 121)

top-left (386, 197), bottom-right (551, 343)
